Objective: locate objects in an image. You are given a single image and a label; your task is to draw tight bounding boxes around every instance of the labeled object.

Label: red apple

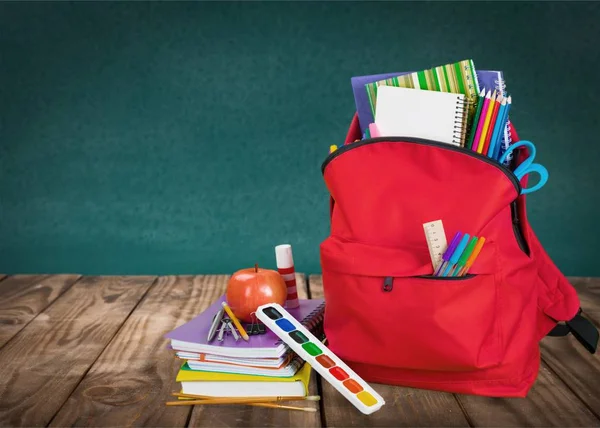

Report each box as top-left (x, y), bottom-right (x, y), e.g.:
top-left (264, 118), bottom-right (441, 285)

top-left (226, 264), bottom-right (287, 322)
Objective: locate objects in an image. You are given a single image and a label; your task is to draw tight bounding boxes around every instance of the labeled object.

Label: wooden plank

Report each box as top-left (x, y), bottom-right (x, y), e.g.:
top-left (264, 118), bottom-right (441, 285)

top-left (0, 274), bottom-right (81, 349)
top-left (0, 274), bottom-right (6, 282)
top-left (538, 277), bottom-right (600, 420)
top-left (188, 273), bottom-right (322, 428)
top-left (0, 275), bottom-right (156, 427)
top-left (456, 363), bottom-right (599, 426)
top-left (307, 275), bottom-right (470, 427)
top-left (571, 277), bottom-right (600, 325)
top-left (49, 275), bottom-right (226, 427)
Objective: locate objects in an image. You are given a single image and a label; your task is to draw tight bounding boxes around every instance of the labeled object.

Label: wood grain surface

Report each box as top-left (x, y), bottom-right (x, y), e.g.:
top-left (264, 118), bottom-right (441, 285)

top-left (49, 275), bottom-right (226, 427)
top-left (0, 274), bottom-right (81, 349)
top-left (307, 275), bottom-right (471, 427)
top-left (0, 276), bottom-right (156, 427)
top-left (187, 274), bottom-right (322, 428)
top-left (539, 277), bottom-right (600, 420)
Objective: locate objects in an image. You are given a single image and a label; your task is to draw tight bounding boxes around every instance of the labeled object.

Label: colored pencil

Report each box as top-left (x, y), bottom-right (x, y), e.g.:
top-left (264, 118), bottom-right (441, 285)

top-left (221, 301), bottom-right (249, 341)
top-left (465, 88), bottom-right (486, 150)
top-left (481, 95), bottom-right (503, 156)
top-left (492, 96), bottom-right (512, 161)
top-left (171, 393), bottom-right (321, 402)
top-left (487, 96), bottom-right (508, 158)
top-left (471, 90), bottom-right (491, 152)
top-left (476, 90), bottom-right (497, 153)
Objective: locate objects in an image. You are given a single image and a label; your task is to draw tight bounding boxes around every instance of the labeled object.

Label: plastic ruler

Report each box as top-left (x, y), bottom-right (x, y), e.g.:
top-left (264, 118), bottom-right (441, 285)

top-left (423, 219), bottom-right (448, 270)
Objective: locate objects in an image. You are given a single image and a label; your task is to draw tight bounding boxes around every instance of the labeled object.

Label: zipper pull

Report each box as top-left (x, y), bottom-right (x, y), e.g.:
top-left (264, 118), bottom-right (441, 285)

top-left (383, 276), bottom-right (394, 292)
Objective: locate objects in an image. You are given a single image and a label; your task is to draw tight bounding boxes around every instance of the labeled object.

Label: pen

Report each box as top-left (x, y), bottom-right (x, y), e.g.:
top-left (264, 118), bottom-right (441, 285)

top-left (434, 232), bottom-right (462, 276)
top-left (451, 237), bottom-right (478, 276)
top-left (442, 233), bottom-right (470, 277)
top-left (221, 301), bottom-right (250, 341)
top-left (459, 237), bottom-right (486, 276)
top-left (207, 307), bottom-right (225, 342)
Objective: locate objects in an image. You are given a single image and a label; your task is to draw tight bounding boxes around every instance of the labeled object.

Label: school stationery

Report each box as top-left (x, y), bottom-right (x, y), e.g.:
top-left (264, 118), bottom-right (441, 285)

top-left (368, 123), bottom-right (380, 138)
top-left (481, 94), bottom-right (503, 156)
top-left (493, 96), bottom-right (512, 161)
top-left (374, 86), bottom-right (468, 146)
top-left (353, 69), bottom-right (507, 136)
top-left (187, 353), bottom-right (304, 377)
top-left (165, 296), bottom-right (325, 359)
top-left (208, 307), bottom-right (225, 342)
top-left (466, 89), bottom-right (485, 150)
top-left (487, 96), bottom-right (508, 158)
top-left (176, 360), bottom-right (312, 398)
top-left (458, 237), bottom-right (486, 276)
top-left (476, 90), bottom-right (497, 153)
top-left (441, 233), bottom-right (470, 276)
top-left (499, 140), bottom-right (549, 194)
top-left (365, 60), bottom-right (479, 130)
top-left (275, 244), bottom-right (300, 309)
top-left (451, 237), bottom-right (478, 276)
top-left (471, 91), bottom-right (491, 151)
top-left (434, 231), bottom-right (461, 276)
top-left (423, 220), bottom-right (448, 270)
top-left (175, 352), bottom-right (292, 369)
top-left (221, 301), bottom-right (249, 341)
top-left (329, 145), bottom-right (337, 154)
top-left (256, 303), bottom-right (385, 415)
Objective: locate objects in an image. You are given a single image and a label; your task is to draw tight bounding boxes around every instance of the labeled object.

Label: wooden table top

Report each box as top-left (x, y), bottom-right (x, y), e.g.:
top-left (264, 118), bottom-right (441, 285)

top-left (0, 274), bottom-right (598, 427)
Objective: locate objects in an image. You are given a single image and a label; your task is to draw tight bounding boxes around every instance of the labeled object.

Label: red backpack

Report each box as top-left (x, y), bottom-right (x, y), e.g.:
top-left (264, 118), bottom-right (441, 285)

top-left (319, 114), bottom-right (598, 397)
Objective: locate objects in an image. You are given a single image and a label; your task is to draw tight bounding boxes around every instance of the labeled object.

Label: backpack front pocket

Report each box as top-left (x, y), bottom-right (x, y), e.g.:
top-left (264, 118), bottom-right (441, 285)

top-left (320, 237), bottom-right (503, 372)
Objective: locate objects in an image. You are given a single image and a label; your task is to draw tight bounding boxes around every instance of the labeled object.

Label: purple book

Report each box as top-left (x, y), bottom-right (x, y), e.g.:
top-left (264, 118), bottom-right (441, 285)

top-left (165, 295), bottom-right (325, 359)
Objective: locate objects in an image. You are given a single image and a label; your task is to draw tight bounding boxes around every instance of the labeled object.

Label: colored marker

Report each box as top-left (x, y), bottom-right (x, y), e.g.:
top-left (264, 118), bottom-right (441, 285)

top-left (471, 90), bottom-right (491, 152)
top-left (459, 237), bottom-right (486, 276)
top-left (481, 95), bottom-right (502, 156)
top-left (221, 301), bottom-right (250, 341)
top-left (487, 96), bottom-right (508, 158)
top-left (451, 237), bottom-right (478, 276)
top-left (256, 303), bottom-right (385, 415)
top-left (466, 88), bottom-right (485, 150)
top-left (442, 233), bottom-right (470, 276)
top-left (492, 96), bottom-right (512, 161)
top-left (476, 90), bottom-right (497, 153)
top-left (434, 231), bottom-right (462, 276)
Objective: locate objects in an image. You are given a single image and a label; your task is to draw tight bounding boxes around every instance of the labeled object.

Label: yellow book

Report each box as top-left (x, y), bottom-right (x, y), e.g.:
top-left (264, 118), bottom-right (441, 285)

top-left (176, 362), bottom-right (312, 397)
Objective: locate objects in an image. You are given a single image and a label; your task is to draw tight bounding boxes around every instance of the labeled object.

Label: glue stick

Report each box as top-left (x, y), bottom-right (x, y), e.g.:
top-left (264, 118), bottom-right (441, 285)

top-left (275, 244), bottom-right (300, 308)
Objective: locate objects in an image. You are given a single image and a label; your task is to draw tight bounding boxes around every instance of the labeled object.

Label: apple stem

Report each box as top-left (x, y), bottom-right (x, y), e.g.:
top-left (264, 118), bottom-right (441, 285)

top-left (254, 263), bottom-right (258, 272)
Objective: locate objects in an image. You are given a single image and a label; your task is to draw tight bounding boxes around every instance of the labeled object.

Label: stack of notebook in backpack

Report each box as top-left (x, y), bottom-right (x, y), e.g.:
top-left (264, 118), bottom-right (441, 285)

top-left (165, 295), bottom-right (325, 397)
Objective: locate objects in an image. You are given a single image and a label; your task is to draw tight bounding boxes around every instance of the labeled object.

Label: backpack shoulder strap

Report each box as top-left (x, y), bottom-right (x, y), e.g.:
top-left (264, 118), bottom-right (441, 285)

top-left (548, 308), bottom-right (599, 354)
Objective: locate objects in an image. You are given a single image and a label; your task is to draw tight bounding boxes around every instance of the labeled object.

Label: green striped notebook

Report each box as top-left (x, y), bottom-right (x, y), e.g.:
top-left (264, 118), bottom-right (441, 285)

top-left (365, 59), bottom-right (480, 143)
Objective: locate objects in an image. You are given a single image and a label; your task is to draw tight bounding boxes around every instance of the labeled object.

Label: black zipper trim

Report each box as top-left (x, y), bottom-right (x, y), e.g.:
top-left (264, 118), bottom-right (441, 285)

top-left (511, 200), bottom-right (530, 256)
top-left (321, 137), bottom-right (522, 194)
top-left (415, 274), bottom-right (476, 280)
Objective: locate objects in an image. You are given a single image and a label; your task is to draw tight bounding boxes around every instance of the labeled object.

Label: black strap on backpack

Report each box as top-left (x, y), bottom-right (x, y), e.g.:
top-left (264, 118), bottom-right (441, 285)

top-left (548, 308), bottom-right (599, 354)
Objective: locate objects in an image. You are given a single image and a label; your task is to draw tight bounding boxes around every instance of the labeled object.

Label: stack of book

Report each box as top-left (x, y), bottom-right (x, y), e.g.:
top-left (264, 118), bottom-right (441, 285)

top-left (165, 295), bottom-right (325, 397)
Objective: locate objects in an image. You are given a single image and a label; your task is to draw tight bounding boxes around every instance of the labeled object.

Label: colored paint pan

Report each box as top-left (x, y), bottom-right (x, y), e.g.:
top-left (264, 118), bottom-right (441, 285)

top-left (256, 303), bottom-right (385, 415)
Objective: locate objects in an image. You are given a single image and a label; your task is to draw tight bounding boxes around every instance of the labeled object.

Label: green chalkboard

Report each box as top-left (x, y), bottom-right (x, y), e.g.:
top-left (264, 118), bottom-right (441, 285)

top-left (1, 2), bottom-right (599, 275)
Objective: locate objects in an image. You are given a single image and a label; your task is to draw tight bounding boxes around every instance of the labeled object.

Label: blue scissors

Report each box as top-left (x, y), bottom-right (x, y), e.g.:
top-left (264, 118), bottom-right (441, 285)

top-left (499, 140), bottom-right (548, 195)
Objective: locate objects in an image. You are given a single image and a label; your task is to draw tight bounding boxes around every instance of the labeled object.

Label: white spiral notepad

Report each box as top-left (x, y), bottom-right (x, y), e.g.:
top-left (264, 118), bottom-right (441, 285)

top-left (374, 85), bottom-right (468, 146)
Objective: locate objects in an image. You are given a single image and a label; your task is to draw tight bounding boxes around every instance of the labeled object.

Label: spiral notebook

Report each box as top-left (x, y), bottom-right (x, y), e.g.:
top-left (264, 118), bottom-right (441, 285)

top-left (374, 85), bottom-right (468, 146)
top-left (165, 295), bottom-right (325, 359)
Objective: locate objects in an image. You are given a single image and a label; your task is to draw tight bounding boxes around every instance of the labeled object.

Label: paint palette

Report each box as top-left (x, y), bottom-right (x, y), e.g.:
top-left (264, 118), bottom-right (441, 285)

top-left (256, 303), bottom-right (385, 415)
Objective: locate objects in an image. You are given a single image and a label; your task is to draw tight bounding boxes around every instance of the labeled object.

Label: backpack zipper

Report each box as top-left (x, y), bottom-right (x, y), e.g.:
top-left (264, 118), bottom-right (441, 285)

top-left (321, 137), bottom-right (522, 194)
top-left (382, 274), bottom-right (476, 291)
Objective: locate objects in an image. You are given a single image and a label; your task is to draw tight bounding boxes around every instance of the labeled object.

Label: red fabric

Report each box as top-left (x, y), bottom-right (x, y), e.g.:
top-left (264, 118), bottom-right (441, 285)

top-left (319, 115), bottom-right (580, 397)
